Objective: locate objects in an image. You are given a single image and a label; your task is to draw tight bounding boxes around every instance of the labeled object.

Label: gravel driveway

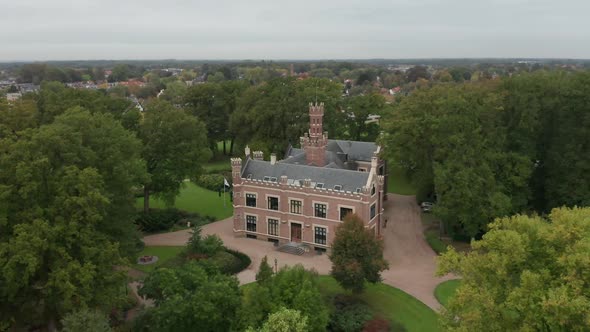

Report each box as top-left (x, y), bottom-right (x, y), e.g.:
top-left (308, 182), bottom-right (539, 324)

top-left (142, 194), bottom-right (454, 310)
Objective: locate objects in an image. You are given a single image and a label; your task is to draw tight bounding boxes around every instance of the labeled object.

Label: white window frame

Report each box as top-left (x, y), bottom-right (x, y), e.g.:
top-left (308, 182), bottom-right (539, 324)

top-left (312, 224), bottom-right (328, 246)
top-left (266, 194), bottom-right (280, 211)
top-left (267, 217), bottom-right (280, 237)
top-left (338, 204), bottom-right (355, 221)
top-left (245, 213), bottom-right (258, 232)
top-left (245, 191), bottom-right (257, 208)
top-left (312, 200), bottom-right (329, 219)
top-left (289, 198), bottom-right (303, 215)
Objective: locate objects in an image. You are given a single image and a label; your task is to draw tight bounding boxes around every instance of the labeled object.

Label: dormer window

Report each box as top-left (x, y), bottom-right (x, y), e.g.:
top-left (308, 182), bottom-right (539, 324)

top-left (315, 183), bottom-right (324, 189)
top-left (334, 185), bottom-right (342, 191)
top-left (270, 177), bottom-right (277, 183)
top-left (247, 174), bottom-right (252, 179)
top-left (263, 176), bottom-right (271, 182)
top-left (355, 188), bottom-right (361, 194)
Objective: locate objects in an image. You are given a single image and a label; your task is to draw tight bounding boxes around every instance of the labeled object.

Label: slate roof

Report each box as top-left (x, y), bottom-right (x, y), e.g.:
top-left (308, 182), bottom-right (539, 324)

top-left (241, 158), bottom-right (369, 193)
top-left (281, 139), bottom-right (378, 170)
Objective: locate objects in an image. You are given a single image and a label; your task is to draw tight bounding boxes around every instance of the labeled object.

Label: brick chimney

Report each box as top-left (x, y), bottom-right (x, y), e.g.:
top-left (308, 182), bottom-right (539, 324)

top-left (301, 102), bottom-right (328, 166)
top-left (253, 151), bottom-right (264, 161)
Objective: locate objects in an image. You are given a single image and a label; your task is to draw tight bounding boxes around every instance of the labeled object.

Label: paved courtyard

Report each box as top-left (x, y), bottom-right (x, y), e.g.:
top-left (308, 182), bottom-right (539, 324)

top-left (143, 194), bottom-right (455, 310)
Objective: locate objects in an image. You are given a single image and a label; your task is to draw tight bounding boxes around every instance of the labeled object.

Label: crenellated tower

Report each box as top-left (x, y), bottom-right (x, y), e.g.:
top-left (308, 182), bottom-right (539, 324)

top-left (300, 102), bottom-right (328, 166)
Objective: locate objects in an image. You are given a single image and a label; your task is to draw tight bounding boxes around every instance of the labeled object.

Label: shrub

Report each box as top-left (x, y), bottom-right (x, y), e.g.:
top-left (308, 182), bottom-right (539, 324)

top-left (328, 295), bottom-right (373, 332)
top-left (210, 250), bottom-right (239, 274)
top-left (135, 209), bottom-right (207, 233)
top-left (425, 230), bottom-right (447, 254)
top-left (195, 173), bottom-right (226, 192)
top-left (222, 249), bottom-right (252, 274)
top-left (200, 234), bottom-right (224, 256)
top-left (135, 208), bottom-right (182, 232)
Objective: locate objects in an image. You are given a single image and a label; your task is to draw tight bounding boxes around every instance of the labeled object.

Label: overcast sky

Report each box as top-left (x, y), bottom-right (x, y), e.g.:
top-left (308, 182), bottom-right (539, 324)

top-left (1, 0), bottom-right (589, 61)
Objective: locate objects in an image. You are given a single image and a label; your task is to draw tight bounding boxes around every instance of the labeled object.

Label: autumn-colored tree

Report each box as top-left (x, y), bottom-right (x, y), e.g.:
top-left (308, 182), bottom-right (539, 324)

top-left (330, 214), bottom-right (389, 293)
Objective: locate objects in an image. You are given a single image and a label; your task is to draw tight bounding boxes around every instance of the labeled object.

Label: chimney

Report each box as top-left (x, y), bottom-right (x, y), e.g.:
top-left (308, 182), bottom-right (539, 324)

top-left (230, 158), bottom-right (242, 183)
top-left (244, 145), bottom-right (251, 158)
top-left (270, 153), bottom-right (277, 165)
top-left (253, 151), bottom-right (264, 161)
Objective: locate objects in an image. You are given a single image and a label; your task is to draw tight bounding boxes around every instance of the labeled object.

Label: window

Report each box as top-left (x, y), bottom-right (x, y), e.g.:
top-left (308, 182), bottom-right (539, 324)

top-left (355, 188), bottom-right (362, 194)
top-left (371, 184), bottom-right (376, 196)
top-left (333, 185), bottom-right (342, 191)
top-left (270, 177), bottom-right (277, 183)
top-left (358, 167), bottom-right (367, 172)
top-left (314, 226), bottom-right (327, 245)
top-left (246, 193), bottom-right (256, 207)
top-left (315, 183), bottom-right (324, 189)
top-left (267, 196), bottom-right (279, 210)
top-left (340, 207), bottom-right (353, 221)
top-left (290, 200), bottom-right (302, 214)
top-left (263, 176), bottom-right (271, 182)
top-left (268, 218), bottom-right (279, 236)
top-left (378, 165), bottom-right (384, 175)
top-left (246, 215), bottom-right (257, 232)
top-left (314, 203), bottom-right (327, 218)
top-left (370, 203), bottom-right (376, 219)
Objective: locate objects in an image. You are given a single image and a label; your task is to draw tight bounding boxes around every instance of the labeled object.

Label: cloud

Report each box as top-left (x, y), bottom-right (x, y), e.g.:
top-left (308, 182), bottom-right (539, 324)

top-left (1, 0), bottom-right (589, 60)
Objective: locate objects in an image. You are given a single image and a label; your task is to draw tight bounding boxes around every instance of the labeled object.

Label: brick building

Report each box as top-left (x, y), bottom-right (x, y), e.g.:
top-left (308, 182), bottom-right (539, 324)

top-left (231, 102), bottom-right (386, 251)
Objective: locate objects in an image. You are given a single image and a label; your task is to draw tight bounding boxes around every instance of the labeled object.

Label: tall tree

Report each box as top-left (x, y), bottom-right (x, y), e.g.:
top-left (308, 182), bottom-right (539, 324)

top-left (138, 262), bottom-right (241, 332)
top-left (344, 93), bottom-right (386, 141)
top-left (139, 100), bottom-right (211, 212)
top-left (437, 206), bottom-right (590, 331)
top-left (0, 107), bottom-right (146, 254)
top-left (330, 214), bottom-right (389, 293)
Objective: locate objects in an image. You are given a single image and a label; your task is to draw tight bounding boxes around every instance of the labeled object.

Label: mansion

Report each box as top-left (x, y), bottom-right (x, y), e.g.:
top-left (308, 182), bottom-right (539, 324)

top-left (231, 102), bottom-right (386, 250)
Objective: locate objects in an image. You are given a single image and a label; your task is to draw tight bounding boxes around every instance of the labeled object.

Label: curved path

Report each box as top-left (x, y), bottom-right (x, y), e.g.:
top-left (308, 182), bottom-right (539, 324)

top-left (143, 194), bottom-right (454, 310)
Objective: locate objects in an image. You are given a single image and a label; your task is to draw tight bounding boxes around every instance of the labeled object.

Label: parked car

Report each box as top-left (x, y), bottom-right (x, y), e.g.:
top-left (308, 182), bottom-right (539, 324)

top-left (421, 202), bottom-right (434, 213)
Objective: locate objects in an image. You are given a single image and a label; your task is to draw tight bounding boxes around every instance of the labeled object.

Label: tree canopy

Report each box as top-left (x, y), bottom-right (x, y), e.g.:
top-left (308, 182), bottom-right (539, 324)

top-left (330, 214), bottom-right (389, 293)
top-left (437, 206), bottom-right (590, 331)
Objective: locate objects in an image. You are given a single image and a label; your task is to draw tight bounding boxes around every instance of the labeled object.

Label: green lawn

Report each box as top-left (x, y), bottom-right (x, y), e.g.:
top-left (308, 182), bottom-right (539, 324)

top-left (318, 276), bottom-right (441, 332)
top-left (133, 246), bottom-right (185, 273)
top-left (435, 279), bottom-right (461, 307)
top-left (137, 182), bottom-right (233, 220)
top-left (203, 159), bottom-right (232, 173)
top-left (387, 164), bottom-right (416, 195)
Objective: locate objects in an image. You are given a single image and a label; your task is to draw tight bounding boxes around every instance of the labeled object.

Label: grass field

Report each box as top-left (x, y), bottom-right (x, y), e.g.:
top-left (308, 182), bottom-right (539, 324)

top-left (137, 182), bottom-right (233, 220)
top-left (133, 246), bottom-right (185, 273)
top-left (435, 279), bottom-right (461, 307)
top-left (318, 276), bottom-right (441, 332)
top-left (203, 158), bottom-right (232, 173)
top-left (387, 163), bottom-right (416, 195)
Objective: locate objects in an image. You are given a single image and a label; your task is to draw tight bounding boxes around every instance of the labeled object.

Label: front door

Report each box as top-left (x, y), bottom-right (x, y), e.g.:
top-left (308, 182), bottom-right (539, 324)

top-left (290, 223), bottom-right (302, 242)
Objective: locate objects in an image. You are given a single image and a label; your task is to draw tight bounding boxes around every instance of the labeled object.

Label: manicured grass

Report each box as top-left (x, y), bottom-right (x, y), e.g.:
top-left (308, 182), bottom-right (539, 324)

top-left (318, 276), bottom-right (441, 332)
top-left (435, 279), bottom-right (461, 307)
top-left (387, 164), bottom-right (416, 195)
top-left (133, 246), bottom-right (185, 273)
top-left (137, 182), bottom-right (233, 221)
top-left (203, 159), bottom-right (231, 173)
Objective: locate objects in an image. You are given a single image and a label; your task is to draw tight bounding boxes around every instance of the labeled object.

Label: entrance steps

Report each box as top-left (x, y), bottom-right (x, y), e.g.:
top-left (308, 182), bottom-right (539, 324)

top-left (277, 242), bottom-right (310, 256)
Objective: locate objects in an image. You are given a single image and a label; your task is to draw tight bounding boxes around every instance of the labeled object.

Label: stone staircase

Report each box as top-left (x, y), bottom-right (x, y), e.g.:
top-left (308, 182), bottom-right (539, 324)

top-left (277, 242), bottom-right (310, 256)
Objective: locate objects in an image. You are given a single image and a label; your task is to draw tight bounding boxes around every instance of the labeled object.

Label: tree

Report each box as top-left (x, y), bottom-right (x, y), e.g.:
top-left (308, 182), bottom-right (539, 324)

top-left (256, 308), bottom-right (309, 332)
top-left (406, 65), bottom-right (429, 82)
top-left (138, 262), bottom-right (241, 331)
top-left (237, 265), bottom-right (329, 332)
top-left (256, 256), bottom-right (274, 284)
top-left (343, 93), bottom-right (386, 141)
top-left (60, 309), bottom-right (112, 332)
top-left (139, 100), bottom-right (211, 212)
top-left (437, 206), bottom-right (590, 331)
top-left (108, 64), bottom-right (130, 82)
top-left (330, 214), bottom-right (389, 293)
top-left (1, 107), bottom-right (146, 254)
top-left (380, 82), bottom-right (532, 238)
top-left (184, 82), bottom-right (230, 152)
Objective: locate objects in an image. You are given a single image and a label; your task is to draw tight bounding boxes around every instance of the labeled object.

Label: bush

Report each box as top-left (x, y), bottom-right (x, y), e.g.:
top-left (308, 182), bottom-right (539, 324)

top-left (195, 173), bottom-right (226, 191)
top-left (222, 249), bottom-right (252, 274)
top-left (328, 295), bottom-right (373, 332)
top-left (200, 235), bottom-right (224, 256)
top-left (210, 250), bottom-right (240, 274)
top-left (425, 230), bottom-right (447, 254)
top-left (135, 208), bottom-right (209, 233)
